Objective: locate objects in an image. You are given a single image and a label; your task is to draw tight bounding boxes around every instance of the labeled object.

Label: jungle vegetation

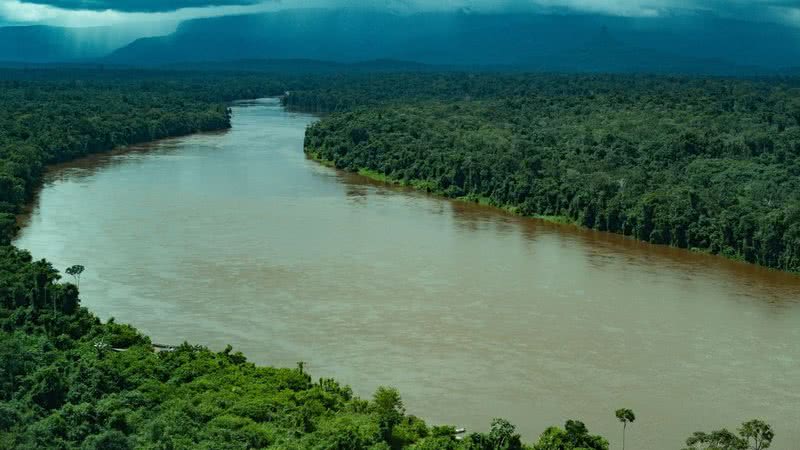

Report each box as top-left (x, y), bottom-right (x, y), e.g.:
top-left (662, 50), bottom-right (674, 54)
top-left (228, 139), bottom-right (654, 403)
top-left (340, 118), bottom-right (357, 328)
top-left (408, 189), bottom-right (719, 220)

top-left (0, 68), bottom-right (780, 448)
top-left (0, 69), bottom-right (613, 450)
top-left (0, 283), bottom-right (774, 449)
top-left (301, 74), bottom-right (800, 272)
top-left (1, 261), bottom-right (610, 449)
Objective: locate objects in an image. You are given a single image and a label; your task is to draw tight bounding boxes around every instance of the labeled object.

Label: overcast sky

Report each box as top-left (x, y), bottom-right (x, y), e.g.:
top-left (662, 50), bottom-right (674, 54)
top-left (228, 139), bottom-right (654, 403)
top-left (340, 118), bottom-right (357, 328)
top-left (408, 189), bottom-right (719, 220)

top-left (1, 0), bottom-right (798, 29)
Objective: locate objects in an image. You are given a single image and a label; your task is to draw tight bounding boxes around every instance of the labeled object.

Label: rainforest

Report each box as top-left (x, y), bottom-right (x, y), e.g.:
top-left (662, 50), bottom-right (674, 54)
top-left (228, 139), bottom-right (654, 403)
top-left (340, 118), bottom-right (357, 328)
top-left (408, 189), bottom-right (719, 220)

top-left (298, 74), bottom-right (800, 272)
top-left (0, 69), bottom-right (790, 449)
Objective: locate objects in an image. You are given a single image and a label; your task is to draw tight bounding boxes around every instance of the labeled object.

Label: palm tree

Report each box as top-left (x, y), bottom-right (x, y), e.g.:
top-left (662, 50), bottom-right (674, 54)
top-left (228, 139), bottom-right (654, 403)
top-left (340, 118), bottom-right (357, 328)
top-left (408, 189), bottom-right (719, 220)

top-left (615, 408), bottom-right (636, 450)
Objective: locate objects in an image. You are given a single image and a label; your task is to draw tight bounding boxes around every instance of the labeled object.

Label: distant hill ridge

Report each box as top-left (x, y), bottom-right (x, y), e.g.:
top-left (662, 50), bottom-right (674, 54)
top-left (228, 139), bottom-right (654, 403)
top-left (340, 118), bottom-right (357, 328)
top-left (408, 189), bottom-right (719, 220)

top-left (160, 58), bottom-right (447, 73)
top-left (99, 9), bottom-right (800, 75)
top-left (2, 8), bottom-right (800, 75)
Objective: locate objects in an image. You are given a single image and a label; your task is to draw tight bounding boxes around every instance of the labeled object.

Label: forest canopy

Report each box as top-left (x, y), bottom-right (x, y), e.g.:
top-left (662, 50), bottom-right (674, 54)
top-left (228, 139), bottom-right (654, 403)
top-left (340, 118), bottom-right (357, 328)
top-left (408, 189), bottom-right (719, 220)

top-left (300, 74), bottom-right (800, 272)
top-left (0, 68), bottom-right (784, 448)
top-left (0, 69), bottom-right (614, 450)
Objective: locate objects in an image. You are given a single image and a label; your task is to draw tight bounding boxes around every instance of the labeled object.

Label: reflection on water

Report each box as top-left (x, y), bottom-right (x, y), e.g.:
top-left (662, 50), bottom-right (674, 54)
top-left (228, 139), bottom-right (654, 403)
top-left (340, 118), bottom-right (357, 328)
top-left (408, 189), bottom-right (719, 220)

top-left (15, 98), bottom-right (800, 449)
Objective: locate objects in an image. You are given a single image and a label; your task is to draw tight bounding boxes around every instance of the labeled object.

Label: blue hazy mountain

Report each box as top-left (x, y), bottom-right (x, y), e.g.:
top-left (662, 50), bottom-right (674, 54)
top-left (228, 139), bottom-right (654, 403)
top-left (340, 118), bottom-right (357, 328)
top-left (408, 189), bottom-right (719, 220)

top-left (3, 8), bottom-right (800, 74)
top-left (103, 9), bottom-right (798, 74)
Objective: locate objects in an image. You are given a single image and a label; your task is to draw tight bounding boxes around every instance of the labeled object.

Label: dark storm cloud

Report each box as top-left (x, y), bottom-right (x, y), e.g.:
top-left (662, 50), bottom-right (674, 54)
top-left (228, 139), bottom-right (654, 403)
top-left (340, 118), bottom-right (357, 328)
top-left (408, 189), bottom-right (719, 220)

top-left (9, 0), bottom-right (800, 17)
top-left (1, 0), bottom-right (798, 28)
top-left (20, 0), bottom-right (263, 12)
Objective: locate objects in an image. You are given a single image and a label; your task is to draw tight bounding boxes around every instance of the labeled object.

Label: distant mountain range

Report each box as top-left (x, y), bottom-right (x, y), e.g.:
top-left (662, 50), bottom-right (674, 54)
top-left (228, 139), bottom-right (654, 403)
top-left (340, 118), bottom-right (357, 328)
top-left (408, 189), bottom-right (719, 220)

top-left (162, 58), bottom-right (446, 73)
top-left (2, 9), bottom-right (800, 75)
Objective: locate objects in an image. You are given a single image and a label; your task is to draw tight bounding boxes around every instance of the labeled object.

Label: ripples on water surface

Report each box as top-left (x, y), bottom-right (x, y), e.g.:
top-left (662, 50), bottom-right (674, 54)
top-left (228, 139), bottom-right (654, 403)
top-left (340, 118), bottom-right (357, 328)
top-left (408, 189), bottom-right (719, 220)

top-left (15, 99), bottom-right (800, 449)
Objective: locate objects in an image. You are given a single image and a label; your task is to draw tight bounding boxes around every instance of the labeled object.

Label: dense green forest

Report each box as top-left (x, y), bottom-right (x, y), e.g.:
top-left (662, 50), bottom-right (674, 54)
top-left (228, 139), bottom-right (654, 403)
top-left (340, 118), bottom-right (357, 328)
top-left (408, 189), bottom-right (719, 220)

top-left (0, 71), bottom-right (299, 246)
top-left (1, 264), bottom-right (617, 449)
top-left (0, 69), bottom-right (780, 448)
top-left (0, 70), bottom-right (614, 450)
top-left (0, 263), bottom-right (775, 449)
top-left (301, 74), bottom-right (800, 272)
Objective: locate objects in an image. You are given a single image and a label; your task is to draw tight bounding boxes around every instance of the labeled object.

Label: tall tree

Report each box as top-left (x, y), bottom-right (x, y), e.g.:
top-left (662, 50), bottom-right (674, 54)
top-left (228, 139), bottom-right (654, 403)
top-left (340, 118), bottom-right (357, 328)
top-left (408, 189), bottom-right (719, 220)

top-left (615, 408), bottom-right (635, 450)
top-left (65, 264), bottom-right (84, 288)
top-left (738, 420), bottom-right (774, 450)
top-left (684, 419), bottom-right (774, 450)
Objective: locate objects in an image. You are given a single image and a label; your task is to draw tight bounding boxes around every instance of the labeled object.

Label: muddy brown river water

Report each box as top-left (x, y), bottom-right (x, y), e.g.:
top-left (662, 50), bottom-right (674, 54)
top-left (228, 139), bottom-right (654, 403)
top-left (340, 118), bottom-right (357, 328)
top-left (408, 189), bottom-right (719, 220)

top-left (15, 99), bottom-right (800, 449)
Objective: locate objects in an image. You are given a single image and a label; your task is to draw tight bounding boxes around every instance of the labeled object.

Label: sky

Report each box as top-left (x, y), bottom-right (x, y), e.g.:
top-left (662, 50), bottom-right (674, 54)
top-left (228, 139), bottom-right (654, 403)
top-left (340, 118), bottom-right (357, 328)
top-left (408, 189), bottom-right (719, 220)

top-left (0, 0), bottom-right (799, 30)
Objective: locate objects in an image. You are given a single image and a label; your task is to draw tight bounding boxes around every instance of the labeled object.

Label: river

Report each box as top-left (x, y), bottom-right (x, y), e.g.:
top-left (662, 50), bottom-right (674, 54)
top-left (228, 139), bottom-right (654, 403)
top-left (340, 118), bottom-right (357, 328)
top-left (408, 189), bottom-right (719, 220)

top-left (14, 99), bottom-right (800, 449)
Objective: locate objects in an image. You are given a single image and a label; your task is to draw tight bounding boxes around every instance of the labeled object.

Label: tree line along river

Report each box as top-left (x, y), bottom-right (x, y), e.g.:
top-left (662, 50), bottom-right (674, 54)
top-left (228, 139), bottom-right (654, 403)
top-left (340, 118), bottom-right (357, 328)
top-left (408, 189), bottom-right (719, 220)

top-left (14, 99), bottom-right (800, 449)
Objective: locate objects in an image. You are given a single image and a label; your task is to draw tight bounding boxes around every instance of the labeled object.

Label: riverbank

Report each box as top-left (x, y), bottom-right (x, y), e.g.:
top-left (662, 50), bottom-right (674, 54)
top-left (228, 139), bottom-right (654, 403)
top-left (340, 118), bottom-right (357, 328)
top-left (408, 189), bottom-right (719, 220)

top-left (5, 94), bottom-right (622, 450)
top-left (303, 94), bottom-right (800, 274)
top-left (0, 80), bottom-right (466, 449)
top-left (307, 151), bottom-right (577, 226)
top-left (14, 96), bottom-right (799, 449)
top-left (0, 78), bottom-right (250, 248)
top-left (305, 150), bottom-right (766, 267)
top-left (349, 164), bottom-right (758, 264)
top-left (325, 150), bottom-right (792, 276)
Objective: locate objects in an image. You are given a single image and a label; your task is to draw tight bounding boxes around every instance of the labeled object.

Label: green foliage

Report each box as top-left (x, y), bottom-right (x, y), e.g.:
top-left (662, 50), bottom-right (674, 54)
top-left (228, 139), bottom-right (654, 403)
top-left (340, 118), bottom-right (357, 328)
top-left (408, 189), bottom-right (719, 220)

top-left (5, 275), bottom-right (606, 450)
top-left (81, 430), bottom-right (133, 450)
top-left (0, 68), bottom-right (781, 449)
top-left (684, 428), bottom-right (747, 450)
top-left (738, 420), bottom-right (775, 450)
top-left (683, 419), bottom-right (774, 450)
top-left (614, 408), bottom-right (635, 450)
top-left (464, 418), bottom-right (524, 450)
top-left (615, 408), bottom-right (635, 424)
top-left (0, 74), bottom-right (258, 244)
top-left (65, 265), bottom-right (84, 287)
top-left (0, 246), bottom-right (576, 450)
top-left (532, 420), bottom-right (608, 450)
top-left (303, 75), bottom-right (800, 272)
